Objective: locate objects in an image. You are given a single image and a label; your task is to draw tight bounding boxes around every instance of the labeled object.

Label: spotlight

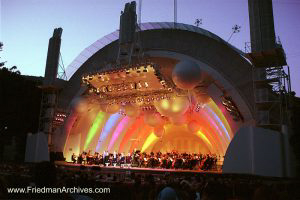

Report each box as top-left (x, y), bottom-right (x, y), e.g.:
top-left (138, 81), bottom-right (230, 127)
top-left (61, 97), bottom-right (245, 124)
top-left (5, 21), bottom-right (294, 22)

top-left (130, 83), bottom-right (135, 90)
top-left (144, 82), bottom-right (149, 88)
top-left (137, 82), bottom-right (142, 89)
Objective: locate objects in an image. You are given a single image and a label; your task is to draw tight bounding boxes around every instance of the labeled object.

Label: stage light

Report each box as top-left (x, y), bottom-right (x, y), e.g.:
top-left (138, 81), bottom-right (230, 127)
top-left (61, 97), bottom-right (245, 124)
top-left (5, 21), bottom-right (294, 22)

top-left (144, 82), bottom-right (149, 88)
top-left (197, 131), bottom-right (212, 147)
top-left (161, 99), bottom-right (169, 110)
top-left (141, 132), bottom-right (158, 152)
top-left (84, 111), bottom-right (106, 150)
top-left (130, 83), bottom-right (135, 90)
top-left (137, 82), bottom-right (142, 89)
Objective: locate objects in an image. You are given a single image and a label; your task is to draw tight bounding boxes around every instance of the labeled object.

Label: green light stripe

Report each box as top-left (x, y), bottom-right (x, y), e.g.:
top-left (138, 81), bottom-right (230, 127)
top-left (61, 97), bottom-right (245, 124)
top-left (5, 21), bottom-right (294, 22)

top-left (84, 111), bottom-right (106, 150)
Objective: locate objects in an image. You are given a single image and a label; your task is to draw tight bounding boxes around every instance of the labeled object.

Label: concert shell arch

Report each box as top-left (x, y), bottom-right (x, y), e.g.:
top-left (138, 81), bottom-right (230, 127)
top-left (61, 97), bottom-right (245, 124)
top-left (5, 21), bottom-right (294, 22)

top-left (54, 22), bottom-right (255, 161)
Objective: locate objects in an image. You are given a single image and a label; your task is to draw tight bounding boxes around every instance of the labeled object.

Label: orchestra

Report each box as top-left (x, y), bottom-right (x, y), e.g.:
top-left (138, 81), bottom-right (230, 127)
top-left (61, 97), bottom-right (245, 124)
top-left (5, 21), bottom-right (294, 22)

top-left (72, 150), bottom-right (220, 170)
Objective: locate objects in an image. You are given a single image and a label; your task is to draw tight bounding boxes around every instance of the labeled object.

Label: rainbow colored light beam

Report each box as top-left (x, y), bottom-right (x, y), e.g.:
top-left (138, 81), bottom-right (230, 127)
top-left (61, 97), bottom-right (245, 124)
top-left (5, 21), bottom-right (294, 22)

top-left (205, 105), bottom-right (231, 141)
top-left (84, 111), bottom-right (106, 150)
top-left (141, 132), bottom-right (158, 152)
top-left (196, 130), bottom-right (212, 147)
top-left (108, 116), bottom-right (130, 151)
top-left (95, 113), bottom-right (122, 152)
top-left (118, 117), bottom-right (143, 152)
top-left (208, 101), bottom-right (232, 138)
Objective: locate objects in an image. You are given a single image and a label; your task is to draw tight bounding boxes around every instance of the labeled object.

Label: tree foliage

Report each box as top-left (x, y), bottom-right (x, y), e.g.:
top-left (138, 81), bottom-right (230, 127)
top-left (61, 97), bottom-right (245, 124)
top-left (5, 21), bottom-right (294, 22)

top-left (0, 42), bottom-right (21, 75)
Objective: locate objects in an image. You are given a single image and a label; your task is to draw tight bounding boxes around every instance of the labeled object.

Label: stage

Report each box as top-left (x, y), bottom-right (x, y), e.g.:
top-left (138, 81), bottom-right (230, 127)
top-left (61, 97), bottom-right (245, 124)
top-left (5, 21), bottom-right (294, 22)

top-left (55, 161), bottom-right (222, 176)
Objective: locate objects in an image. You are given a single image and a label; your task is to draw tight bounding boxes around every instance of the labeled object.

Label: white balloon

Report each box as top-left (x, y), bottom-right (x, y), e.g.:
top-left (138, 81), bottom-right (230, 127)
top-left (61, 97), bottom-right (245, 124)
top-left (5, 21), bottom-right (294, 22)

top-left (192, 90), bottom-right (211, 105)
top-left (144, 112), bottom-right (164, 127)
top-left (172, 60), bottom-right (202, 90)
top-left (154, 96), bottom-right (190, 118)
top-left (169, 115), bottom-right (186, 125)
top-left (188, 120), bottom-right (200, 132)
top-left (154, 126), bottom-right (164, 137)
top-left (102, 104), bottom-right (120, 114)
top-left (124, 104), bottom-right (140, 117)
top-left (71, 97), bottom-right (89, 113)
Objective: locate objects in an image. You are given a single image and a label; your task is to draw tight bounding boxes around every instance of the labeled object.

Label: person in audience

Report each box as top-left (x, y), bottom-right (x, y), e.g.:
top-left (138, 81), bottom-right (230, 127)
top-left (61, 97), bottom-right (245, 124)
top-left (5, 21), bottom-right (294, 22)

top-left (0, 162), bottom-right (297, 200)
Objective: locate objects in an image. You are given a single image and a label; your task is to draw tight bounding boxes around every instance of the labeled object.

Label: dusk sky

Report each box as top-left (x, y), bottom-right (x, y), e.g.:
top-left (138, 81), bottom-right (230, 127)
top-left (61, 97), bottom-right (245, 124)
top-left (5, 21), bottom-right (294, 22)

top-left (1, 0), bottom-right (299, 96)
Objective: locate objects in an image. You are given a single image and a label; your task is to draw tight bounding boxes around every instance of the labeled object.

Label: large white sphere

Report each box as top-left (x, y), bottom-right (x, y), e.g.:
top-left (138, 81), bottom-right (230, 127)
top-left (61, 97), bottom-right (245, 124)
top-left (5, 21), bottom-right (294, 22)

top-left (144, 112), bottom-right (164, 127)
top-left (71, 97), bottom-right (89, 113)
top-left (102, 104), bottom-right (120, 114)
top-left (154, 126), bottom-right (164, 137)
top-left (124, 104), bottom-right (140, 117)
top-left (169, 115), bottom-right (187, 125)
top-left (192, 90), bottom-right (211, 104)
top-left (188, 120), bottom-right (200, 132)
top-left (172, 60), bottom-right (202, 90)
top-left (154, 96), bottom-right (190, 118)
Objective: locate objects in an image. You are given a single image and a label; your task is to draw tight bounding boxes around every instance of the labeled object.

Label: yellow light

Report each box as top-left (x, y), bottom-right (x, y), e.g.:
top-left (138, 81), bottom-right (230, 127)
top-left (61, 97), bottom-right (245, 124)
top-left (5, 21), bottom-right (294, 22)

top-left (141, 132), bottom-right (158, 152)
top-left (137, 82), bottom-right (142, 89)
top-left (130, 83), bottom-right (135, 89)
top-left (172, 104), bottom-right (181, 112)
top-left (161, 99), bottom-right (169, 110)
top-left (197, 131), bottom-right (212, 147)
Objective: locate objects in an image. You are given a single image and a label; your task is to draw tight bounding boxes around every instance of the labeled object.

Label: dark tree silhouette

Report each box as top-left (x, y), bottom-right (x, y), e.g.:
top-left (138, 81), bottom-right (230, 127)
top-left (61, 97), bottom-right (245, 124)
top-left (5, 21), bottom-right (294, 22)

top-left (0, 42), bottom-right (21, 75)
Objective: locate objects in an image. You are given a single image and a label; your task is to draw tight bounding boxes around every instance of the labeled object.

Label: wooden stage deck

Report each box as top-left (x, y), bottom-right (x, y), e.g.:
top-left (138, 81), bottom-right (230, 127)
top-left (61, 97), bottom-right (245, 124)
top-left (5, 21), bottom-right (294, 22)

top-left (54, 161), bottom-right (222, 176)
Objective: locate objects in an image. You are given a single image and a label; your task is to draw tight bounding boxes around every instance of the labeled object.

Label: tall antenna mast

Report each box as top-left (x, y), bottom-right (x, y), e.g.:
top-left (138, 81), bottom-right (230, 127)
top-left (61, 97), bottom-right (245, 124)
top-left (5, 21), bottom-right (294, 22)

top-left (227, 24), bottom-right (241, 42)
top-left (138, 0), bottom-right (142, 26)
top-left (174, 0), bottom-right (177, 23)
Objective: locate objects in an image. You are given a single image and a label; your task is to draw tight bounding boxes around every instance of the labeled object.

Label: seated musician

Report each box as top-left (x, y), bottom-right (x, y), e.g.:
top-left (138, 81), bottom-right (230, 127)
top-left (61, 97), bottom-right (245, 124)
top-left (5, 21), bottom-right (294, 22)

top-left (126, 152), bottom-right (132, 164)
top-left (119, 152), bottom-right (125, 165)
top-left (167, 157), bottom-right (173, 169)
top-left (154, 155), bottom-right (160, 168)
top-left (86, 150), bottom-right (93, 164)
top-left (174, 156), bottom-right (183, 169)
top-left (143, 155), bottom-right (148, 168)
top-left (93, 152), bottom-right (99, 165)
top-left (98, 154), bottom-right (104, 165)
top-left (158, 156), bottom-right (162, 168)
top-left (161, 156), bottom-right (167, 168)
top-left (131, 150), bottom-right (140, 167)
top-left (71, 153), bottom-right (77, 164)
top-left (104, 150), bottom-right (109, 164)
top-left (138, 153), bottom-right (144, 167)
top-left (113, 150), bottom-right (117, 165)
top-left (77, 153), bottom-right (83, 164)
top-left (82, 152), bottom-right (87, 165)
top-left (108, 153), bottom-right (113, 166)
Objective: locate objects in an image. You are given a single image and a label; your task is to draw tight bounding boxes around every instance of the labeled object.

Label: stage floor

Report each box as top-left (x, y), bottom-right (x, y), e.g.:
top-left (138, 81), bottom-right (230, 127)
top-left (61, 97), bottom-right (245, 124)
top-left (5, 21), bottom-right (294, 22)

top-left (55, 161), bottom-right (222, 175)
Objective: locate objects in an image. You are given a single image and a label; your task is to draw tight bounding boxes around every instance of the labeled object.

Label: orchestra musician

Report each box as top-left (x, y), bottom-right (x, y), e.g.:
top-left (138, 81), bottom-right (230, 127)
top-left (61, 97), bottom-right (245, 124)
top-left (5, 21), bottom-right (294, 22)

top-left (104, 150), bottom-right (109, 164)
top-left (113, 150), bottom-right (117, 165)
top-left (93, 152), bottom-right (99, 164)
top-left (126, 152), bottom-right (132, 164)
top-left (86, 150), bottom-right (93, 164)
top-left (82, 152), bottom-right (87, 165)
top-left (98, 153), bottom-right (103, 165)
top-left (119, 152), bottom-right (125, 165)
top-left (70, 150), bottom-right (219, 170)
top-left (71, 153), bottom-right (77, 164)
